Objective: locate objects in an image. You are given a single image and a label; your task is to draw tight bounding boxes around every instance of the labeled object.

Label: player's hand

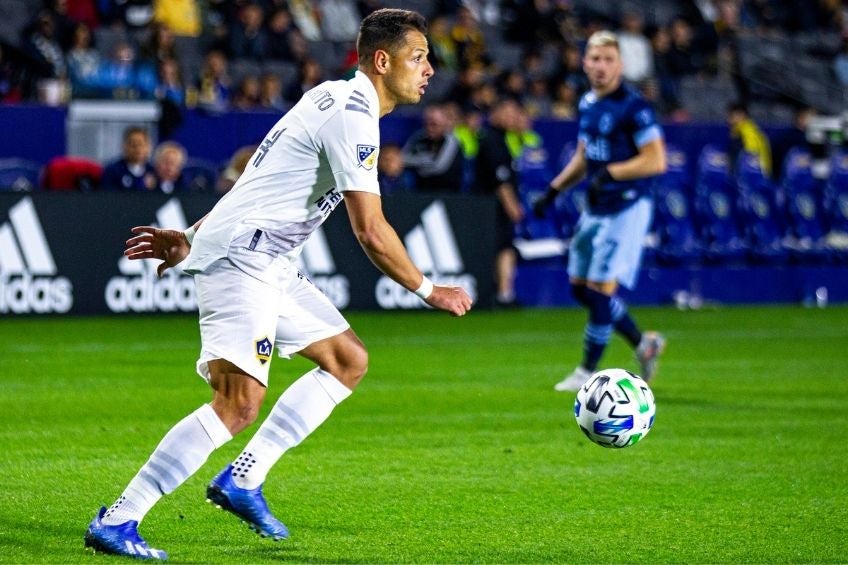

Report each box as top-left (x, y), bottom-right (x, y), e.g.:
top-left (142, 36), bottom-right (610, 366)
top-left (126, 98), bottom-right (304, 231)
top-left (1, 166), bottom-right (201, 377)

top-left (532, 187), bottom-right (559, 219)
top-left (125, 226), bottom-right (191, 278)
top-left (425, 285), bottom-right (473, 317)
top-left (587, 167), bottom-right (614, 207)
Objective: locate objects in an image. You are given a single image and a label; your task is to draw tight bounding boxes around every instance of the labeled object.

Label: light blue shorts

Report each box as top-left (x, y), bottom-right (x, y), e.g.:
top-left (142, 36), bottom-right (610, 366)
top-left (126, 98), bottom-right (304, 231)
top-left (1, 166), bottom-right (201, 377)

top-left (567, 197), bottom-right (653, 289)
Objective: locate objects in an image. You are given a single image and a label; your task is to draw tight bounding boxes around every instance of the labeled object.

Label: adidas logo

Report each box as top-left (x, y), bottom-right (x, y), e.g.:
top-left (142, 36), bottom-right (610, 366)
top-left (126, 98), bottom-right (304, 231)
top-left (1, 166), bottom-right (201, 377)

top-left (104, 198), bottom-right (196, 313)
top-left (295, 227), bottom-right (350, 309)
top-left (376, 200), bottom-right (476, 309)
top-left (0, 197), bottom-right (73, 314)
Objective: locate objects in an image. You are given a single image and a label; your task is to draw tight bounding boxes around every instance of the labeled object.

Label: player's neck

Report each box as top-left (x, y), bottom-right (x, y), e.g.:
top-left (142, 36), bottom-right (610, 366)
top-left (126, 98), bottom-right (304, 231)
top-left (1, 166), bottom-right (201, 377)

top-left (592, 78), bottom-right (623, 98)
top-left (360, 67), bottom-right (396, 117)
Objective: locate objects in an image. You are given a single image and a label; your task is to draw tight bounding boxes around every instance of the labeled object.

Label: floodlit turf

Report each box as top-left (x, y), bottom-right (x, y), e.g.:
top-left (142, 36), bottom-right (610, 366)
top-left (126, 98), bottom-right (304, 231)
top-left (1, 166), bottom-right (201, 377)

top-left (1, 305), bottom-right (847, 564)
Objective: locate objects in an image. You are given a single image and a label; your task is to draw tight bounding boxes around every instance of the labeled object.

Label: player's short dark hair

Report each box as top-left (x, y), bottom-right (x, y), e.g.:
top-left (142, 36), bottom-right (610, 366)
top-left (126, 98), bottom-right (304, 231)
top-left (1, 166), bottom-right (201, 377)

top-left (357, 8), bottom-right (428, 65)
top-left (123, 125), bottom-right (149, 142)
top-left (727, 101), bottom-right (748, 116)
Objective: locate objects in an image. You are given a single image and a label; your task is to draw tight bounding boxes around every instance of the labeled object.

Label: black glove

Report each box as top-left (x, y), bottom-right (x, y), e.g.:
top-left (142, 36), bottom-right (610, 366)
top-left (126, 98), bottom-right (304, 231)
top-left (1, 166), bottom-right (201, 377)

top-left (587, 167), bottom-right (614, 207)
top-left (532, 186), bottom-right (559, 218)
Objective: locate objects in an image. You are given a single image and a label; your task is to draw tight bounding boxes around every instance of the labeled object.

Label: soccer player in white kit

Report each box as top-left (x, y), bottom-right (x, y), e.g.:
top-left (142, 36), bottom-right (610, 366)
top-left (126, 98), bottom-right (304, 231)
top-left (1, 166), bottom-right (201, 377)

top-left (85, 9), bottom-right (473, 560)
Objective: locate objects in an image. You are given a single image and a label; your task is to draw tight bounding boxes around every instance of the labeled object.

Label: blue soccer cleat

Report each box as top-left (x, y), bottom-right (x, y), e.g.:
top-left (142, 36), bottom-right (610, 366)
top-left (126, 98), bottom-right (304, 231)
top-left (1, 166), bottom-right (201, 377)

top-left (84, 506), bottom-right (168, 560)
top-left (206, 465), bottom-right (289, 540)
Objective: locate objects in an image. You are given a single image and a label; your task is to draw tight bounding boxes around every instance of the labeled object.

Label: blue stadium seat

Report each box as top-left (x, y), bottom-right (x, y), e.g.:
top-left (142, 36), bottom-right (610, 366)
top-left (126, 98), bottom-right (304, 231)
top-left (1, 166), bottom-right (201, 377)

top-left (652, 146), bottom-right (701, 266)
top-left (782, 150), bottom-right (828, 264)
top-left (823, 152), bottom-right (848, 263)
top-left (694, 145), bottom-right (747, 264)
top-left (0, 158), bottom-right (41, 192)
top-left (738, 182), bottom-right (788, 265)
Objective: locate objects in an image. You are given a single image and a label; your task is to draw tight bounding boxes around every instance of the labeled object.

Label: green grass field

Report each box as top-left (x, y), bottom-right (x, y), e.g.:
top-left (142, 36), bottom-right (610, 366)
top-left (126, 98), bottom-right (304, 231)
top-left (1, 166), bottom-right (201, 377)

top-left (1, 305), bottom-right (847, 564)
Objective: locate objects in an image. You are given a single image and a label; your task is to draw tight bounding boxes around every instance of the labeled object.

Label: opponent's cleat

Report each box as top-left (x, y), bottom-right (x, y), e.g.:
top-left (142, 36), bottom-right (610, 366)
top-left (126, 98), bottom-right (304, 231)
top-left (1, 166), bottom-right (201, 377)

top-left (206, 465), bottom-right (289, 540)
top-left (554, 366), bottom-right (592, 392)
top-left (84, 507), bottom-right (168, 560)
top-left (636, 331), bottom-right (666, 382)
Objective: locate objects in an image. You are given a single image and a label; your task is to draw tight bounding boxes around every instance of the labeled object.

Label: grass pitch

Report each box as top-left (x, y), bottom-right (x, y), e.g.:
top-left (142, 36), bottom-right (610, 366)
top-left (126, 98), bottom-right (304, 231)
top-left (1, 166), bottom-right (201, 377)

top-left (1, 305), bottom-right (846, 564)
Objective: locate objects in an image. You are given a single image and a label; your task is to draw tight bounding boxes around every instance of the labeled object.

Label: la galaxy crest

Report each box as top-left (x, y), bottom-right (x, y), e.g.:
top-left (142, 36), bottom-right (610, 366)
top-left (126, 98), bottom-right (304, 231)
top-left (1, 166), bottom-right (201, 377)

top-left (357, 144), bottom-right (378, 170)
top-left (255, 337), bottom-right (272, 365)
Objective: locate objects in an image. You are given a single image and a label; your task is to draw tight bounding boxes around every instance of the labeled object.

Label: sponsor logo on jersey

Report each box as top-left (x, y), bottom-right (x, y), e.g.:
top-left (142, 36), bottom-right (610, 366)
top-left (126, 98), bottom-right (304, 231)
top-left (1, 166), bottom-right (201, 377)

top-left (0, 197), bottom-right (73, 314)
top-left (357, 145), bottom-right (378, 170)
top-left (104, 198), bottom-right (196, 313)
top-left (376, 200), bottom-right (476, 309)
top-left (294, 227), bottom-right (350, 309)
top-left (255, 336), bottom-right (273, 364)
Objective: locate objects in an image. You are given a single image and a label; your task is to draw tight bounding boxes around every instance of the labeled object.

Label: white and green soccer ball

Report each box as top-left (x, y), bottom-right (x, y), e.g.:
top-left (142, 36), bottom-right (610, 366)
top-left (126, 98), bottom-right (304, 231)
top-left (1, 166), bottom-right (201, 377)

top-left (574, 368), bottom-right (656, 448)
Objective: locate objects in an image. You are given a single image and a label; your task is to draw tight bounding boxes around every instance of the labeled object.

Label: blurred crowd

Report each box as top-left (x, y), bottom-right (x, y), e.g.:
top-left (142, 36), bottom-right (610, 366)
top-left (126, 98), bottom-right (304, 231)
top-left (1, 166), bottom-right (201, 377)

top-left (0, 0), bottom-right (846, 124)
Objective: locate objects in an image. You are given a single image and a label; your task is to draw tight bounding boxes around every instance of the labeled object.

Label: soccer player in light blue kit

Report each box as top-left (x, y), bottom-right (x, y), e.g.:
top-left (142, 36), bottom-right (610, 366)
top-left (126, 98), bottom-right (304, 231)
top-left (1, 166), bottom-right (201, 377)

top-left (534, 30), bottom-right (667, 392)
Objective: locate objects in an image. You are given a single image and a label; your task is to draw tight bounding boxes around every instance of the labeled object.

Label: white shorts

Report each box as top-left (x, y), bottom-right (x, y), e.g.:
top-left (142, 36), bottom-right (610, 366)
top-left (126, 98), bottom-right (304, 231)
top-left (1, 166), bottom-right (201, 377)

top-left (193, 246), bottom-right (349, 386)
top-left (567, 197), bottom-right (653, 289)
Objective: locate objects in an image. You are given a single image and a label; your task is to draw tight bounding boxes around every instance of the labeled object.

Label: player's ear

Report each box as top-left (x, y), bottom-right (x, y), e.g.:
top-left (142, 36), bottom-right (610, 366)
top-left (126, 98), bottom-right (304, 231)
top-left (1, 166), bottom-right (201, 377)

top-left (373, 49), bottom-right (390, 74)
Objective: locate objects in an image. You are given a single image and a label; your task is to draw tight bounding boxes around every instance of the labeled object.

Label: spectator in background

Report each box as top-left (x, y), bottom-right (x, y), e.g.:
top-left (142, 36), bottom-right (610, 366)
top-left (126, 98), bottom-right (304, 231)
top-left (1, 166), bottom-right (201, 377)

top-left (153, 141), bottom-right (189, 194)
top-left (284, 57), bottom-right (322, 102)
top-left (288, 0), bottom-right (322, 41)
top-left (259, 72), bottom-right (285, 110)
top-left (24, 10), bottom-right (67, 80)
top-left (230, 3), bottom-right (268, 61)
top-left (232, 75), bottom-right (261, 110)
top-left (667, 17), bottom-right (704, 78)
top-left (554, 43), bottom-right (589, 99)
top-left (139, 22), bottom-right (178, 69)
top-left (153, 0), bottom-right (202, 38)
top-left (266, 8), bottom-right (302, 62)
top-left (475, 97), bottom-right (524, 307)
top-left (523, 76), bottom-right (552, 118)
top-left (66, 22), bottom-right (101, 97)
top-left (402, 104), bottom-right (464, 193)
top-left (197, 49), bottom-right (231, 111)
top-left (377, 144), bottom-right (412, 196)
top-left (727, 101), bottom-right (772, 178)
top-left (317, 0), bottom-right (361, 43)
top-left (451, 6), bottom-right (488, 69)
top-left (429, 15), bottom-right (458, 71)
top-left (650, 25), bottom-right (683, 116)
top-left (155, 57), bottom-right (185, 106)
top-left (618, 11), bottom-right (654, 86)
top-left (101, 126), bottom-right (157, 191)
top-left (495, 69), bottom-right (525, 104)
top-left (216, 144), bottom-right (256, 193)
top-left (550, 80), bottom-right (578, 119)
top-left (75, 41), bottom-right (157, 100)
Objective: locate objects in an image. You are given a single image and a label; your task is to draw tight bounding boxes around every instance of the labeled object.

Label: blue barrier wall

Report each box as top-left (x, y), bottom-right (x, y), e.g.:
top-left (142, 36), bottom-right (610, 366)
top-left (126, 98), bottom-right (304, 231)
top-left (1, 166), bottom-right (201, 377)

top-left (0, 105), bottom-right (774, 168)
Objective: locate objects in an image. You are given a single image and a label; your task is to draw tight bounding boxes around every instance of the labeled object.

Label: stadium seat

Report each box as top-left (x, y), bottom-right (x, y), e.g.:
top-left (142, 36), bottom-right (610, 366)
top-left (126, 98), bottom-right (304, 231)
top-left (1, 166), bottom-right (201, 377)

top-left (782, 150), bottom-right (828, 264)
top-left (651, 145), bottom-right (701, 266)
top-left (0, 158), bottom-right (41, 192)
top-left (694, 145), bottom-right (747, 264)
top-left (823, 152), bottom-right (848, 263)
top-left (41, 156), bottom-right (102, 191)
top-left (181, 158), bottom-right (219, 193)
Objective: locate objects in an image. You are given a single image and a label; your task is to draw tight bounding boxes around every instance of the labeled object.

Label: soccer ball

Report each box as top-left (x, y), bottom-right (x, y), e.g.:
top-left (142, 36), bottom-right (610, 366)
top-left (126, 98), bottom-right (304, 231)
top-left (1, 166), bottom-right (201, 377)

top-left (574, 368), bottom-right (656, 448)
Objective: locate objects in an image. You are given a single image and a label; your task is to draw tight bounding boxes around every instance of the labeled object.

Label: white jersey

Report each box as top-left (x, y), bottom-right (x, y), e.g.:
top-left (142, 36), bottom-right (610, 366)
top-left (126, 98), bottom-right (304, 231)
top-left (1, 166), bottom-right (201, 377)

top-left (185, 70), bottom-right (381, 274)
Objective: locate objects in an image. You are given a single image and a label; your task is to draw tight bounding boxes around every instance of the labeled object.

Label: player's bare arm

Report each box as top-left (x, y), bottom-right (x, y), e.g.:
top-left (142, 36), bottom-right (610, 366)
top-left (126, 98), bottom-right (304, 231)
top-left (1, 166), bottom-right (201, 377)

top-left (606, 138), bottom-right (667, 181)
top-left (124, 214), bottom-right (208, 277)
top-left (533, 141), bottom-right (588, 217)
top-left (550, 140), bottom-right (589, 190)
top-left (496, 182), bottom-right (525, 223)
top-left (344, 190), bottom-right (472, 316)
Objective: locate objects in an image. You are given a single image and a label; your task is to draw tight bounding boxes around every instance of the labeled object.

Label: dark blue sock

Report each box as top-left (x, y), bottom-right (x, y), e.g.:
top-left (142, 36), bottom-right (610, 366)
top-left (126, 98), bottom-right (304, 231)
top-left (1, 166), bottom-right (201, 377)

top-left (610, 295), bottom-right (642, 348)
top-left (570, 283), bottom-right (589, 306)
top-left (582, 288), bottom-right (613, 372)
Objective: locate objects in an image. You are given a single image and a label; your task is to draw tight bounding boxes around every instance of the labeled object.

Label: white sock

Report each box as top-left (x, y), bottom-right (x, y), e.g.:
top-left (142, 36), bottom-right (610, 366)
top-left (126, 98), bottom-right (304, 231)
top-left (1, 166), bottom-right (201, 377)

top-left (102, 404), bottom-right (232, 525)
top-left (231, 368), bottom-right (351, 490)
